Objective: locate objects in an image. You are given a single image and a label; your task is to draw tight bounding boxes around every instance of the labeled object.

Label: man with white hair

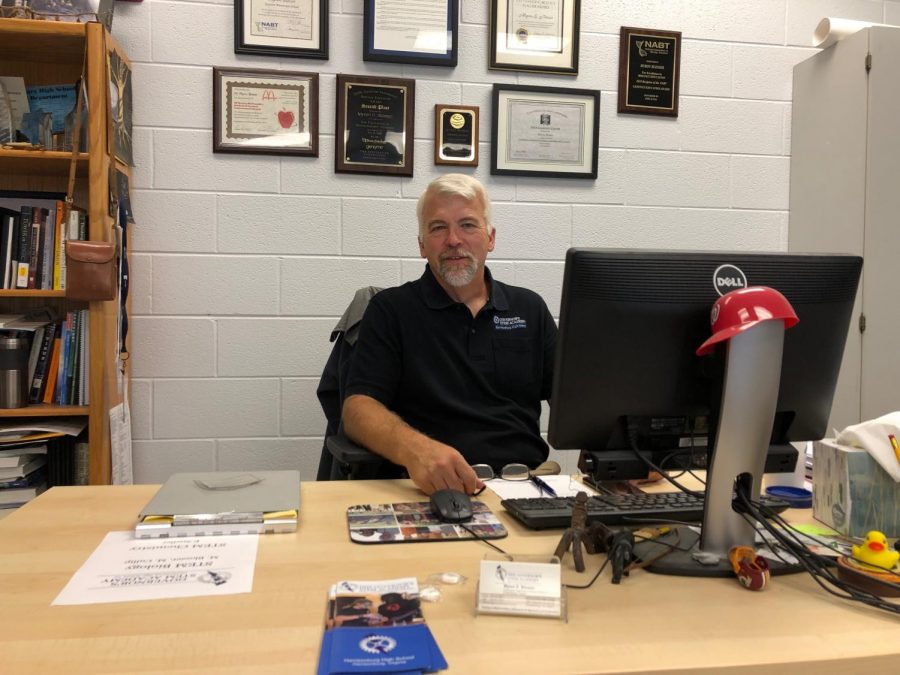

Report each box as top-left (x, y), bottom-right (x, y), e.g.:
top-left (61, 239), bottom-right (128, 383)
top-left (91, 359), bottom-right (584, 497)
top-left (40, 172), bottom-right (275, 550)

top-left (342, 174), bottom-right (557, 495)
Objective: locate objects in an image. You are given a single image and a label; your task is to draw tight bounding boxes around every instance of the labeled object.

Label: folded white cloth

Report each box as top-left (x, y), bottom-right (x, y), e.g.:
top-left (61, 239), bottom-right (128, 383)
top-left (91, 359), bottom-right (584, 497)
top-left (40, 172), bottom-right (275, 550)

top-left (835, 411), bottom-right (900, 482)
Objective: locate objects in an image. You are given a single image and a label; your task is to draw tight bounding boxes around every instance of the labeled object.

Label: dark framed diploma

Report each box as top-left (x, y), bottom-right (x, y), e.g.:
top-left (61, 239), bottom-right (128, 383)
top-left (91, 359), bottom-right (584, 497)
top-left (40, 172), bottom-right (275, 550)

top-left (213, 67), bottom-right (319, 156)
top-left (336, 74), bottom-right (415, 176)
top-left (434, 104), bottom-right (478, 166)
top-left (489, 0), bottom-right (580, 74)
top-left (491, 83), bottom-right (599, 179)
top-left (234, 0), bottom-right (329, 60)
top-left (618, 26), bottom-right (682, 117)
top-left (364, 0), bottom-right (458, 67)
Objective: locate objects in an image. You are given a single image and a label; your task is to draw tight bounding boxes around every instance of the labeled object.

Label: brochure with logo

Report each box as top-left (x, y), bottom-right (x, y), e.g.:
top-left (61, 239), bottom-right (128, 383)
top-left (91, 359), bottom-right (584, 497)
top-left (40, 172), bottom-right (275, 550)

top-left (317, 578), bottom-right (447, 674)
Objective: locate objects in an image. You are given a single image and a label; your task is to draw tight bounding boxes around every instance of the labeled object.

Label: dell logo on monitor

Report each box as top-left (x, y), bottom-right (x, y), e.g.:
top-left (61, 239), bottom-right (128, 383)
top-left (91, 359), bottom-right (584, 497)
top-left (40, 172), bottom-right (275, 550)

top-left (713, 264), bottom-right (747, 296)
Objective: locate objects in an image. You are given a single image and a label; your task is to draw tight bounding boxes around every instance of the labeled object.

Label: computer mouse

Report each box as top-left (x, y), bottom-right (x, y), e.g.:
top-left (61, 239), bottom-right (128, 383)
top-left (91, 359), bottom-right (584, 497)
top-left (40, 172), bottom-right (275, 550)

top-left (429, 489), bottom-right (473, 524)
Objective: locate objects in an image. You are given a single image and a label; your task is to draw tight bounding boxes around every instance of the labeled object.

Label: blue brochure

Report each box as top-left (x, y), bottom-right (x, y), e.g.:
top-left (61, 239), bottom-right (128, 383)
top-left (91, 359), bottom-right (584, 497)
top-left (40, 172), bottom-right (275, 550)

top-left (319, 624), bottom-right (446, 674)
top-left (318, 578), bottom-right (446, 674)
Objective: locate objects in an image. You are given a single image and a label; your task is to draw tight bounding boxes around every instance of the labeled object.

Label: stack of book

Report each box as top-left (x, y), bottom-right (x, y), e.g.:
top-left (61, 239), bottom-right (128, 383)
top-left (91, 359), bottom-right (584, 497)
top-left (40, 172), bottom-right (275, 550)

top-left (0, 443), bottom-right (48, 516)
top-left (0, 419), bottom-right (89, 516)
top-left (27, 309), bottom-right (90, 406)
top-left (0, 198), bottom-right (87, 291)
top-left (0, 308), bottom-right (90, 407)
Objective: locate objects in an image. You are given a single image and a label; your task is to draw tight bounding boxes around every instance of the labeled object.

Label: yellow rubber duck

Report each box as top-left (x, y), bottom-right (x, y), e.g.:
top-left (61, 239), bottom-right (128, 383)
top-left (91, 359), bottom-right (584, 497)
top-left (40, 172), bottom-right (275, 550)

top-left (851, 531), bottom-right (900, 570)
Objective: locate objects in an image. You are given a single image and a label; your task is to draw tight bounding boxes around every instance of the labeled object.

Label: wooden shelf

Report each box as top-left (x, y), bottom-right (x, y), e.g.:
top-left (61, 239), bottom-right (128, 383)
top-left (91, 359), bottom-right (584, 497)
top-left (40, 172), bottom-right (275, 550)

top-left (0, 21), bottom-right (126, 485)
top-left (0, 150), bottom-right (89, 177)
top-left (0, 18), bottom-right (86, 63)
top-left (0, 404), bottom-right (88, 417)
top-left (0, 289), bottom-right (67, 298)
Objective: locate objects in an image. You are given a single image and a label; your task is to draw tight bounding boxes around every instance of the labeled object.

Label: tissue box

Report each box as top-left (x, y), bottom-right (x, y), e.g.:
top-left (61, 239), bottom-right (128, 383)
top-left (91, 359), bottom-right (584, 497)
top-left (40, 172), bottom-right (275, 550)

top-left (812, 438), bottom-right (900, 538)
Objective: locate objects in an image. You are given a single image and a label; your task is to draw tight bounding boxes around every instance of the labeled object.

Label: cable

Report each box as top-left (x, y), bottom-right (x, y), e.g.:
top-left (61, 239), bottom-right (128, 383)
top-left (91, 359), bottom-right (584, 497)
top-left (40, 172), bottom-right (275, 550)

top-left (627, 430), bottom-right (703, 497)
top-left (735, 490), bottom-right (900, 615)
top-left (564, 557), bottom-right (610, 589)
top-left (458, 522), bottom-right (510, 556)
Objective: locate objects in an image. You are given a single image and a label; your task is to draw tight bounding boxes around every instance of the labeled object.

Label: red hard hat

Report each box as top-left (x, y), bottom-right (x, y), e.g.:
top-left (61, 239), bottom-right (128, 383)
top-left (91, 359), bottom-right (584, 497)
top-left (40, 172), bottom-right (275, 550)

top-left (696, 286), bottom-right (798, 356)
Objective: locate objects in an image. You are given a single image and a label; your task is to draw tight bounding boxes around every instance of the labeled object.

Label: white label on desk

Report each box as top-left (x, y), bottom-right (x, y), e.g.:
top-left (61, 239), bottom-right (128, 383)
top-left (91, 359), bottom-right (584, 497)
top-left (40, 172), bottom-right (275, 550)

top-left (477, 560), bottom-right (561, 617)
top-left (109, 401), bottom-right (133, 485)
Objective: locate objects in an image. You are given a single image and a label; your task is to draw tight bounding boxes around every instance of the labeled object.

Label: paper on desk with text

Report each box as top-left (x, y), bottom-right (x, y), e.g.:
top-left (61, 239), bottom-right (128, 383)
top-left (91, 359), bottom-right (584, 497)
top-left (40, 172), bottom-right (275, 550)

top-left (484, 474), bottom-right (597, 500)
top-left (477, 560), bottom-right (561, 618)
top-left (52, 531), bottom-right (259, 605)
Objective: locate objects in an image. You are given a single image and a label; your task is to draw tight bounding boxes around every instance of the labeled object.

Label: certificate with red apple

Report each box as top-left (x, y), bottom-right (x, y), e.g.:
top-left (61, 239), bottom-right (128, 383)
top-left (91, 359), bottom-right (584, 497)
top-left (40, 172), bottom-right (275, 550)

top-left (213, 67), bottom-right (319, 157)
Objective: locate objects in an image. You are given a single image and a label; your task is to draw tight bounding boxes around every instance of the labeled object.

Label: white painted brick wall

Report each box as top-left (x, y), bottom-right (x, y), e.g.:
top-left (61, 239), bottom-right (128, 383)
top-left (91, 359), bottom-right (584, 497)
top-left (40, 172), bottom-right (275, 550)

top-left (111, 0), bottom-right (900, 483)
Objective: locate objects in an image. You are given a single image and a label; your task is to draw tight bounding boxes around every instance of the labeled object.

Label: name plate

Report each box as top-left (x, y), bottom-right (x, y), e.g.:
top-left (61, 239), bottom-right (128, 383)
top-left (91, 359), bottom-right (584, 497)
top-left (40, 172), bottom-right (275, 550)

top-left (476, 558), bottom-right (562, 618)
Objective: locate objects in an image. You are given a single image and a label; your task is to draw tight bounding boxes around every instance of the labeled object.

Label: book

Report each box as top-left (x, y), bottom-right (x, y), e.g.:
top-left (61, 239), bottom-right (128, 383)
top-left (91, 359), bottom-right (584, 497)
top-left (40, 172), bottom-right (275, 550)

top-left (64, 310), bottom-right (79, 404)
top-left (41, 337), bottom-right (61, 405)
top-left (40, 202), bottom-right (58, 290)
top-left (0, 455), bottom-right (46, 481)
top-left (0, 452), bottom-right (41, 469)
top-left (0, 207), bottom-right (17, 289)
top-left (0, 483), bottom-right (46, 506)
top-left (26, 206), bottom-right (43, 289)
top-left (29, 321), bottom-right (56, 403)
top-left (0, 443), bottom-right (48, 457)
top-left (53, 205), bottom-right (67, 289)
top-left (54, 315), bottom-right (69, 404)
top-left (0, 467), bottom-right (46, 489)
top-left (26, 325), bottom-right (45, 395)
top-left (15, 205), bottom-right (32, 288)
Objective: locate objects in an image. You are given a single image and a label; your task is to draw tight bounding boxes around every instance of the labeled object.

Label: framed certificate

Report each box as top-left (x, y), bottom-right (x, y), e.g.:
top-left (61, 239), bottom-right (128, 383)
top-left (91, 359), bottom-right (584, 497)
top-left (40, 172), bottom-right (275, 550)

top-left (491, 83), bottom-right (599, 179)
top-left (618, 26), bottom-right (682, 117)
top-left (213, 67), bottom-right (318, 157)
top-left (489, 0), bottom-right (580, 74)
top-left (364, 0), bottom-right (458, 66)
top-left (234, 0), bottom-right (328, 60)
top-left (336, 74), bottom-right (415, 176)
top-left (434, 104), bottom-right (478, 166)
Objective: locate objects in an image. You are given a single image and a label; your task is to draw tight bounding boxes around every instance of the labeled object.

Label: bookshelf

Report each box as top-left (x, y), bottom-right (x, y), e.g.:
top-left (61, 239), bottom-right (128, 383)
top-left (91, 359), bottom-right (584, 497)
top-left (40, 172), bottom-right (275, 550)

top-left (0, 18), bottom-right (130, 484)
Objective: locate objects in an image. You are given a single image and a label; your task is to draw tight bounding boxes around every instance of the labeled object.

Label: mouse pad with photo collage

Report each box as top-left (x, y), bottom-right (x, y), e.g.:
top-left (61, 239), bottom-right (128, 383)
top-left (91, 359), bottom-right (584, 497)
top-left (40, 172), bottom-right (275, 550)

top-left (346, 501), bottom-right (508, 544)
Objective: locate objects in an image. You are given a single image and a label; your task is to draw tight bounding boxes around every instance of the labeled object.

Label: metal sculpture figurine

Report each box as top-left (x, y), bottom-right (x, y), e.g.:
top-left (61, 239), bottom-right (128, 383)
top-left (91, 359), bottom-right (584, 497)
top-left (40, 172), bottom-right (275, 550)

top-left (553, 491), bottom-right (591, 572)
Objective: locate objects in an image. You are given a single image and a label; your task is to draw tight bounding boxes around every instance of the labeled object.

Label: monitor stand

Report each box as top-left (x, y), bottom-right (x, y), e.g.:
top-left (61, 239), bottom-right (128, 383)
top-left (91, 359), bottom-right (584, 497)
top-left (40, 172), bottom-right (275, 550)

top-left (633, 319), bottom-right (803, 577)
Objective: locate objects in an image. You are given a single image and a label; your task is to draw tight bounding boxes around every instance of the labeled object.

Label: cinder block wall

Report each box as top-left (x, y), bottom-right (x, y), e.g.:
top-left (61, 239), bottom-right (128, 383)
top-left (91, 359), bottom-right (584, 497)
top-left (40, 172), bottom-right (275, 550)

top-left (110, 0), bottom-right (900, 483)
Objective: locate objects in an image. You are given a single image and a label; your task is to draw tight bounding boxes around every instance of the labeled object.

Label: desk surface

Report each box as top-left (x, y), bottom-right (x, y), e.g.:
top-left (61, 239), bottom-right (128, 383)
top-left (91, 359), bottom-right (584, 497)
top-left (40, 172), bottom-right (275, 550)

top-left (0, 480), bottom-right (897, 674)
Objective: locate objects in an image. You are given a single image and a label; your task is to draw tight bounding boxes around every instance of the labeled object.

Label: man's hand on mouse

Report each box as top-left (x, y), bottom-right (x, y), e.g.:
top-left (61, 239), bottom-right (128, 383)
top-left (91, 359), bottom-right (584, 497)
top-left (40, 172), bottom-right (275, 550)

top-left (404, 441), bottom-right (484, 496)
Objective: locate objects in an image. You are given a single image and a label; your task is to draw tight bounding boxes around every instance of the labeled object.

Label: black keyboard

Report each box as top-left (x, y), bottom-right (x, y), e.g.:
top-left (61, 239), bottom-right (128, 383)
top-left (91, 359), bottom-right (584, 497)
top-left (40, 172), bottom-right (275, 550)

top-left (501, 492), bottom-right (788, 530)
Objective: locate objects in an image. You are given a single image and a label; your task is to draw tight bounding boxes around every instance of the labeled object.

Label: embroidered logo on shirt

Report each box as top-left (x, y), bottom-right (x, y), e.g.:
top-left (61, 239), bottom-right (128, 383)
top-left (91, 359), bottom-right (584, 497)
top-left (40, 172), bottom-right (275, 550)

top-left (493, 315), bottom-right (527, 330)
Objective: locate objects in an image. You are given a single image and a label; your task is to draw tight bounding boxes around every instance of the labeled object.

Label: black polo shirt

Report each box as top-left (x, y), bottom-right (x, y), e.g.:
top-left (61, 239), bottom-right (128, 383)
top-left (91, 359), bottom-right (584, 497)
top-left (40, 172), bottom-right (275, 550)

top-left (345, 265), bottom-right (557, 470)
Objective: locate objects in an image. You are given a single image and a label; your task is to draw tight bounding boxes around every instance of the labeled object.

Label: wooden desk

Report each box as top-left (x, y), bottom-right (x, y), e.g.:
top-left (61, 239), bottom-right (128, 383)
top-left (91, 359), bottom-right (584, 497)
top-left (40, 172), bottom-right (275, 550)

top-left (0, 480), bottom-right (897, 674)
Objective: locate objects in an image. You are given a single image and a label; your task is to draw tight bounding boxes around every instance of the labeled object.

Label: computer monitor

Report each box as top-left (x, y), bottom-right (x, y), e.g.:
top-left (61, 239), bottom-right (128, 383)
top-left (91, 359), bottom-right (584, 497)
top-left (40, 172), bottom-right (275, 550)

top-left (548, 249), bottom-right (862, 576)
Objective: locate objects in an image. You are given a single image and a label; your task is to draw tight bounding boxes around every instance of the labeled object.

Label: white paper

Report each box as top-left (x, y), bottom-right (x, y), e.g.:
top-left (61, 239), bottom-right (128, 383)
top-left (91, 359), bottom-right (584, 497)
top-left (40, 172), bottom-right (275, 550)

top-left (0, 76), bottom-right (29, 130)
top-left (53, 531), bottom-right (259, 605)
top-left (109, 401), bottom-right (133, 485)
top-left (813, 17), bottom-right (892, 48)
top-left (477, 559), bottom-right (561, 617)
top-left (484, 474), bottom-right (597, 500)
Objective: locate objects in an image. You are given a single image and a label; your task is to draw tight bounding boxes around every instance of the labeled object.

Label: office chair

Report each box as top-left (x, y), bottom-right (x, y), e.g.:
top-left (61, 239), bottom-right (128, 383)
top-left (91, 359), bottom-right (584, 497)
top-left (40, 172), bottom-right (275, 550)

top-left (315, 286), bottom-right (404, 480)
